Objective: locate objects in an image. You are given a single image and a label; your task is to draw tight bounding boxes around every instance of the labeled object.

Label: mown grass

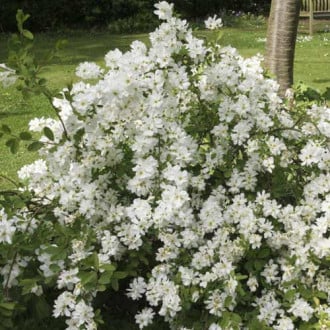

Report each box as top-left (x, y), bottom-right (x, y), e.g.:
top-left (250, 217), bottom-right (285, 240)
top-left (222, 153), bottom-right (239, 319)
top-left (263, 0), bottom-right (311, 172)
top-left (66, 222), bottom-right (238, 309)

top-left (0, 19), bottom-right (329, 189)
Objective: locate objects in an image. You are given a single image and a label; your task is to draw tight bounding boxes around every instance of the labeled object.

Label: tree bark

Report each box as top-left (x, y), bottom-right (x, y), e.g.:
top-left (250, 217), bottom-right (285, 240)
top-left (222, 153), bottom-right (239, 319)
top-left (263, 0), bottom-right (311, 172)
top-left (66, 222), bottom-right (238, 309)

top-left (265, 0), bottom-right (301, 96)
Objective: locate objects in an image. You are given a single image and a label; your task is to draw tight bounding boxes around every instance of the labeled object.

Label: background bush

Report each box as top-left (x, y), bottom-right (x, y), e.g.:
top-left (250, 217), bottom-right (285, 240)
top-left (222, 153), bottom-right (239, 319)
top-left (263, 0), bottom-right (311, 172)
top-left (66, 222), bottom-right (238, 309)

top-left (0, 0), bottom-right (271, 32)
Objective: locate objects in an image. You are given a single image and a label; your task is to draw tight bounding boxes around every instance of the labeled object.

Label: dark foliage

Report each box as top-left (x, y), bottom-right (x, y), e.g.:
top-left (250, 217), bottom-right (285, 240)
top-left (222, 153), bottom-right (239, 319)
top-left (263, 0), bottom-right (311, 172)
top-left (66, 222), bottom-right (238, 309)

top-left (0, 0), bottom-right (271, 32)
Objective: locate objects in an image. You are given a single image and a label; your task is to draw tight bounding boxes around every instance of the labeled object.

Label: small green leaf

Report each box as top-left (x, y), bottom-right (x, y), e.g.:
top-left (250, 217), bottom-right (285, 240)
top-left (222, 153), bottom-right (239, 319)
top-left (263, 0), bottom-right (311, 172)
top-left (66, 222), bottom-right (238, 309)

top-left (16, 10), bottom-right (30, 24)
top-left (284, 289), bottom-right (296, 302)
top-left (97, 284), bottom-right (107, 292)
top-left (83, 252), bottom-right (99, 271)
top-left (34, 296), bottom-right (51, 319)
top-left (55, 39), bottom-right (68, 50)
top-left (112, 271), bottom-right (128, 280)
top-left (258, 248), bottom-right (271, 259)
top-left (235, 274), bottom-right (248, 280)
top-left (254, 259), bottom-right (266, 271)
top-left (22, 29), bottom-right (34, 40)
top-left (20, 278), bottom-right (37, 295)
top-left (6, 138), bottom-right (19, 154)
top-left (27, 141), bottom-right (44, 151)
top-left (79, 271), bottom-right (97, 286)
top-left (111, 278), bottom-right (119, 291)
top-left (43, 127), bottom-right (54, 141)
top-left (98, 273), bottom-right (112, 285)
top-left (315, 291), bottom-right (328, 299)
top-left (100, 263), bottom-right (116, 272)
top-left (19, 131), bottom-right (32, 140)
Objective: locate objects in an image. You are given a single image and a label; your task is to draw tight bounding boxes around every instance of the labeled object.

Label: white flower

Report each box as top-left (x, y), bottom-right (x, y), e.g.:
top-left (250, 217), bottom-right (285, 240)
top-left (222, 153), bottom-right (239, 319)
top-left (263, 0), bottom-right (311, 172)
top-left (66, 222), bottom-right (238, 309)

top-left (262, 157), bottom-right (275, 173)
top-left (127, 277), bottom-right (147, 300)
top-left (273, 316), bottom-right (294, 330)
top-left (205, 15), bottom-right (223, 30)
top-left (135, 308), bottom-right (155, 329)
top-left (205, 290), bottom-right (225, 316)
top-left (288, 298), bottom-right (314, 321)
top-left (266, 136), bottom-right (286, 156)
top-left (104, 48), bottom-right (122, 68)
top-left (71, 300), bottom-right (95, 327)
top-left (75, 61), bottom-right (103, 79)
top-left (1, 263), bottom-right (21, 288)
top-left (247, 275), bottom-right (258, 292)
top-left (0, 210), bottom-right (16, 244)
top-left (256, 291), bottom-right (283, 325)
top-left (30, 284), bottom-right (43, 296)
top-left (53, 291), bottom-right (76, 318)
top-left (57, 268), bottom-right (80, 290)
top-left (299, 141), bottom-right (325, 166)
top-left (179, 266), bottom-right (195, 286)
top-left (154, 1), bottom-right (173, 20)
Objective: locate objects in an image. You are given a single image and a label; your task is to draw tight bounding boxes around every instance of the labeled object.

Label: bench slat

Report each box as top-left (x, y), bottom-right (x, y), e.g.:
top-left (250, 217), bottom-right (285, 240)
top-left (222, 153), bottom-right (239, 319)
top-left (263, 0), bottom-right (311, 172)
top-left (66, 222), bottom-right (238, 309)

top-left (300, 0), bottom-right (330, 35)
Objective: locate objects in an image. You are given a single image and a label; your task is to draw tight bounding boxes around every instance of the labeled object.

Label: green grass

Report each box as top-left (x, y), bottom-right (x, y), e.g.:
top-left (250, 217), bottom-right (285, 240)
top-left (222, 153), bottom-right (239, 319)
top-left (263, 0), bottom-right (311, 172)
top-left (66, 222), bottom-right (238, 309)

top-left (0, 20), bottom-right (329, 189)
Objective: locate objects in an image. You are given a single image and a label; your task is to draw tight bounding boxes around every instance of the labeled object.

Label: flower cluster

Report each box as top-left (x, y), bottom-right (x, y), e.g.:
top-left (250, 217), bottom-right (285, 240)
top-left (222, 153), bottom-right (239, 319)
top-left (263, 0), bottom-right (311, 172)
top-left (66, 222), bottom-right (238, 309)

top-left (205, 15), bottom-right (223, 30)
top-left (1, 2), bottom-right (330, 329)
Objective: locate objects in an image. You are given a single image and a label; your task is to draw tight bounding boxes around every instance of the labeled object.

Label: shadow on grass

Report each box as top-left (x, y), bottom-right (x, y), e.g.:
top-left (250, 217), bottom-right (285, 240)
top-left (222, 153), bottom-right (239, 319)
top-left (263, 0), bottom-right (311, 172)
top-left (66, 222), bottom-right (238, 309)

top-left (34, 33), bottom-right (150, 67)
top-left (0, 111), bottom-right (32, 118)
top-left (313, 78), bottom-right (330, 84)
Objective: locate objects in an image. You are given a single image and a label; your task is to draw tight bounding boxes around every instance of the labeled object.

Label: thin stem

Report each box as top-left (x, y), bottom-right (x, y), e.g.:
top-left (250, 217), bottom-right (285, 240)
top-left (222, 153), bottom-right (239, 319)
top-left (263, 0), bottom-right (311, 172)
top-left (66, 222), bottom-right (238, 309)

top-left (42, 88), bottom-right (70, 141)
top-left (4, 207), bottom-right (41, 299)
top-left (0, 174), bottom-right (19, 188)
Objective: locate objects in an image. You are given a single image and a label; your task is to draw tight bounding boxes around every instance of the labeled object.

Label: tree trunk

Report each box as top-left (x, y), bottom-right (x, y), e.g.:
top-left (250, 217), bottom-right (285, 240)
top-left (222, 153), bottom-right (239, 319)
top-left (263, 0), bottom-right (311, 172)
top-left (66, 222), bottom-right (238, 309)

top-left (265, 0), bottom-right (301, 96)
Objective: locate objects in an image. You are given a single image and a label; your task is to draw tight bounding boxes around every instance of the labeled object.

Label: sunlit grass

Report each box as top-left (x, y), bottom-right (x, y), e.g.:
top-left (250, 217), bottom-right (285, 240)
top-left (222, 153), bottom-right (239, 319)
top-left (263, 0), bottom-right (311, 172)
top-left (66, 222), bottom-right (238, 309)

top-left (0, 20), bottom-right (329, 188)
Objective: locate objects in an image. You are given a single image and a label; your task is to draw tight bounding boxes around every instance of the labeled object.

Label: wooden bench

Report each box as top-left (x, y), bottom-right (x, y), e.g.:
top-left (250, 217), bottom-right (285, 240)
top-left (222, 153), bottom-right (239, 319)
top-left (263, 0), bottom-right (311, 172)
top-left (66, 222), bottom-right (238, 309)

top-left (300, 0), bottom-right (330, 35)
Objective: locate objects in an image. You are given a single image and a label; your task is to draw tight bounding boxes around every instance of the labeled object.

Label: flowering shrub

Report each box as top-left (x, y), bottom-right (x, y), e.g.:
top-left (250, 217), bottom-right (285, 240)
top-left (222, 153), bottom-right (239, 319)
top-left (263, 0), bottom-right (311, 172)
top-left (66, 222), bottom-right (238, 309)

top-left (1, 2), bottom-right (330, 329)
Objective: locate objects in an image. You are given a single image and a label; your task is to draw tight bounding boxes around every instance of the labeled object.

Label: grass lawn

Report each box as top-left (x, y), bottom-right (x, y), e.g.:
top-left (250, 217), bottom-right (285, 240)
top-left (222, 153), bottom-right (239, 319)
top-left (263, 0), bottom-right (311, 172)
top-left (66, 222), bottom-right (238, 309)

top-left (0, 19), bottom-right (329, 189)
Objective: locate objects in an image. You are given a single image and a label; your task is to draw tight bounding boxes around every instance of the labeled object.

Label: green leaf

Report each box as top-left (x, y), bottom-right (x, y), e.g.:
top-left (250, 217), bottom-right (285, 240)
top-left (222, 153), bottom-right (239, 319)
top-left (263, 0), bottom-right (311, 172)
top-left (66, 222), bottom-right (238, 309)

top-left (254, 259), bottom-right (266, 271)
top-left (27, 141), bottom-right (44, 151)
top-left (224, 295), bottom-right (233, 308)
top-left (1, 125), bottom-right (11, 134)
top-left (235, 274), bottom-right (248, 281)
top-left (112, 271), bottom-right (128, 280)
top-left (73, 128), bottom-right (85, 146)
top-left (0, 303), bottom-right (16, 311)
top-left (98, 272), bottom-right (112, 285)
top-left (258, 248), bottom-right (271, 258)
top-left (315, 291), bottom-right (328, 299)
top-left (5, 138), bottom-right (19, 154)
top-left (0, 307), bottom-right (13, 318)
top-left (79, 271), bottom-right (97, 286)
top-left (20, 278), bottom-right (37, 295)
top-left (16, 10), bottom-right (30, 25)
top-left (55, 39), bottom-right (68, 50)
top-left (284, 289), bottom-right (296, 302)
top-left (43, 127), bottom-right (54, 141)
top-left (19, 131), bottom-right (32, 140)
top-left (100, 263), bottom-right (116, 272)
top-left (111, 278), bottom-right (119, 291)
top-left (34, 296), bottom-right (51, 319)
top-left (97, 284), bottom-right (107, 292)
top-left (299, 323), bottom-right (317, 330)
top-left (22, 29), bottom-right (34, 40)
